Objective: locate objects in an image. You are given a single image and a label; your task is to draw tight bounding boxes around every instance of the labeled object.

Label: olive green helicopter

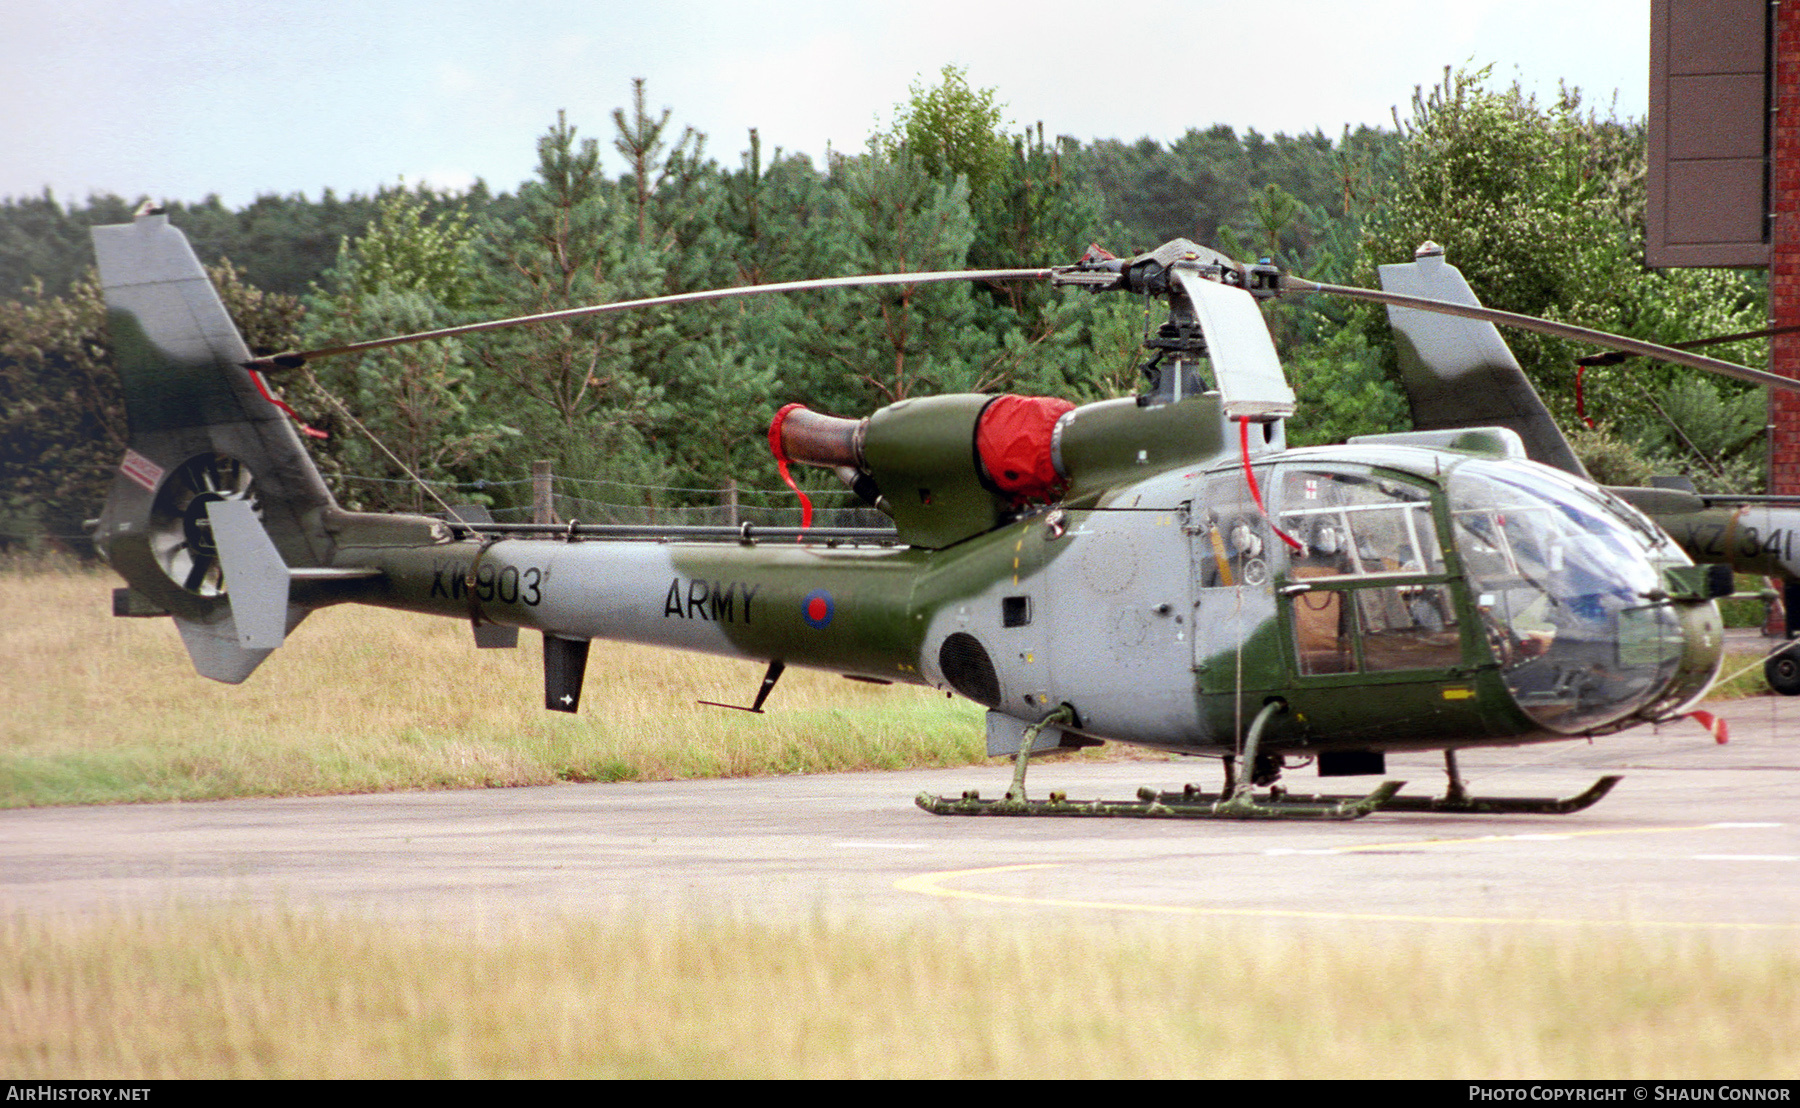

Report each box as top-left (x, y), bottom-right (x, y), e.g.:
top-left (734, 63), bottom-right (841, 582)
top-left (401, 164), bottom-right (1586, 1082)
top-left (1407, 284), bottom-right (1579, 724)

top-left (90, 209), bottom-right (1792, 820)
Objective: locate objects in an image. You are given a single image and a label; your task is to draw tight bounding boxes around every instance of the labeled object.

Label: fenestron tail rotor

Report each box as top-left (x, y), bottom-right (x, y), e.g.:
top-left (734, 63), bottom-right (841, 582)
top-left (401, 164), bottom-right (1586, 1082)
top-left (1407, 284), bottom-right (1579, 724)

top-left (146, 453), bottom-right (259, 597)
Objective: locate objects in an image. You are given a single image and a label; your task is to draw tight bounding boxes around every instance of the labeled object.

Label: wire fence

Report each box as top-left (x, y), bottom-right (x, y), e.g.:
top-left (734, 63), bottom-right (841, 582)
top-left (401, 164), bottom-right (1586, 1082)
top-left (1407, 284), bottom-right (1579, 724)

top-left (0, 460), bottom-right (889, 551)
top-left (335, 465), bottom-right (890, 529)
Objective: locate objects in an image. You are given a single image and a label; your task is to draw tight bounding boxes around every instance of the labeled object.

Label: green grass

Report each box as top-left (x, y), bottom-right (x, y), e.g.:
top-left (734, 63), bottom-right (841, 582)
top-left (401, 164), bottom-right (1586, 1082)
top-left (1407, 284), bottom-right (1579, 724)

top-left (1713, 646), bottom-right (1790, 700)
top-left (3, 907), bottom-right (1794, 1079)
top-left (1719, 573), bottom-right (1781, 629)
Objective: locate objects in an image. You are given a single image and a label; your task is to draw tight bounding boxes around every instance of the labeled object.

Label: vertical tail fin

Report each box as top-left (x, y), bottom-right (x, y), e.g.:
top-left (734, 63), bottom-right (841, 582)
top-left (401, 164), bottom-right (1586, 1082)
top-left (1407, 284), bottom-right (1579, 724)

top-left (1378, 248), bottom-right (1589, 478)
top-left (91, 211), bottom-right (338, 682)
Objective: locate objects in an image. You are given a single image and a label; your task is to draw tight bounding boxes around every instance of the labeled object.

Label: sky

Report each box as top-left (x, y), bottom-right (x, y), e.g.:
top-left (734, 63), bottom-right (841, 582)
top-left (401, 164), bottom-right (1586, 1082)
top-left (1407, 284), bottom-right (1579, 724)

top-left (3, 0), bottom-right (1653, 210)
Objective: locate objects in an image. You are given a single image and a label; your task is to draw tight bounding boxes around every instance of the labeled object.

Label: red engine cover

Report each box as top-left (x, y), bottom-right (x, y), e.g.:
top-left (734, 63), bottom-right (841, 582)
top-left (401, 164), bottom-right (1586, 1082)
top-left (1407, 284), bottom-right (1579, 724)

top-left (975, 394), bottom-right (1075, 505)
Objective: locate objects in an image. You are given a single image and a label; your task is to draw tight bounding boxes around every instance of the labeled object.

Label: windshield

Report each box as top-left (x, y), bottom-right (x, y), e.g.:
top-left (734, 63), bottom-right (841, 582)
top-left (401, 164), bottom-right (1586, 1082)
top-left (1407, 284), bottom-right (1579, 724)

top-left (1446, 459), bottom-right (1687, 733)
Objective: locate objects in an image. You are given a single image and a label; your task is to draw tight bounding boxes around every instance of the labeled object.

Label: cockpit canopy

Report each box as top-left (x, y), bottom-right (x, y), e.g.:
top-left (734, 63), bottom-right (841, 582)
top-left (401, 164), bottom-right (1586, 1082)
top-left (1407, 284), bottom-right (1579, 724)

top-left (1444, 458), bottom-right (1691, 733)
top-left (1260, 451), bottom-right (1703, 734)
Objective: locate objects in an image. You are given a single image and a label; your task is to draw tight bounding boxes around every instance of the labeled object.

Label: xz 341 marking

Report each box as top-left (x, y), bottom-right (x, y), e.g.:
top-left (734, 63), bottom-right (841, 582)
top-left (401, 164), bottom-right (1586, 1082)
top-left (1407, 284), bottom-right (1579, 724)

top-left (1685, 522), bottom-right (1794, 566)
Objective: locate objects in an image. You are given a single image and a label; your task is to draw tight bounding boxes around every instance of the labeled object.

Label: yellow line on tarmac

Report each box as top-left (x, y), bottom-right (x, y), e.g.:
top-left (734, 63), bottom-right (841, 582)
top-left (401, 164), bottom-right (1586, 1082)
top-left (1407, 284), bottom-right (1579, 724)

top-left (894, 823), bottom-right (1798, 931)
top-left (1329, 820), bottom-right (1758, 854)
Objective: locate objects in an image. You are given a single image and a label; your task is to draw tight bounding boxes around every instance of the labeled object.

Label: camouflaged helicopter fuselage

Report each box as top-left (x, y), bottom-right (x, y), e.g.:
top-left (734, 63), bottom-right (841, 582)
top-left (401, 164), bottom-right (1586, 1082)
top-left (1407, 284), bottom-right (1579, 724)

top-left (356, 535), bottom-right (935, 682)
top-left (346, 432), bottom-right (1724, 760)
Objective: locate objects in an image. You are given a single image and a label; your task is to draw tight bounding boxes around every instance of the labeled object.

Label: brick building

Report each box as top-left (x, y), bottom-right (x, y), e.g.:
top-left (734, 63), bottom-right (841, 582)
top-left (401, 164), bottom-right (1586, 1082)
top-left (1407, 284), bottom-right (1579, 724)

top-left (1648, 0), bottom-right (1798, 493)
top-left (1773, 2), bottom-right (1800, 494)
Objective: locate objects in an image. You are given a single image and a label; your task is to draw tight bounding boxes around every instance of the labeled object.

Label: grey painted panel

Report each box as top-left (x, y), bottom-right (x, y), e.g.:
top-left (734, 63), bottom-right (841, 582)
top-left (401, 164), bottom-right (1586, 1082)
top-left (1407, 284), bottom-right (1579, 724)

top-left (1041, 506), bottom-right (1204, 744)
top-left (1667, 74), bottom-right (1767, 159)
top-left (1174, 270), bottom-right (1294, 420)
top-left (94, 216), bottom-right (255, 373)
top-left (205, 499), bottom-right (291, 649)
top-left (1666, 158), bottom-right (1767, 244)
top-left (172, 608), bottom-right (309, 684)
top-left (984, 711), bottom-right (1072, 756)
top-left (493, 541), bottom-right (742, 657)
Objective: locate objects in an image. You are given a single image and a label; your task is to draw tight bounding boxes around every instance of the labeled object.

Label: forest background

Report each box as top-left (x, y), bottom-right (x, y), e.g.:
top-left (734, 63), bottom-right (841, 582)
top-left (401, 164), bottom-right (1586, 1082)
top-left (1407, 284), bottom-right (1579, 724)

top-left (0, 66), bottom-right (1773, 553)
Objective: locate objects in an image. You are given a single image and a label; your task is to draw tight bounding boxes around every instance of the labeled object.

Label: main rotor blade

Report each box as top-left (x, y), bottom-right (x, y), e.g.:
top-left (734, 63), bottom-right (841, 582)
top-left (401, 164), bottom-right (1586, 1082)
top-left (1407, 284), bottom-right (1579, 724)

top-left (1281, 275), bottom-right (1800, 395)
top-left (1577, 322), bottom-right (1800, 367)
top-left (248, 268), bottom-right (1053, 370)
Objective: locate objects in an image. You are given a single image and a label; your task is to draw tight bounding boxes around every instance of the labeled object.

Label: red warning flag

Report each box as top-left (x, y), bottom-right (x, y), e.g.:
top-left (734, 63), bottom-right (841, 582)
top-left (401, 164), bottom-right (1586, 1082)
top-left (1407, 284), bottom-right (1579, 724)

top-left (1687, 710), bottom-right (1729, 744)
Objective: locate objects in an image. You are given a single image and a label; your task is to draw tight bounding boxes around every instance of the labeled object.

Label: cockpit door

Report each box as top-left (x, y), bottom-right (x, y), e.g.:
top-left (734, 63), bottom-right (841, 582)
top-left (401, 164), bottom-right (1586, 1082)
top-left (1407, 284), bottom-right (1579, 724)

top-left (1273, 466), bottom-right (1470, 681)
top-left (1186, 472), bottom-right (1285, 693)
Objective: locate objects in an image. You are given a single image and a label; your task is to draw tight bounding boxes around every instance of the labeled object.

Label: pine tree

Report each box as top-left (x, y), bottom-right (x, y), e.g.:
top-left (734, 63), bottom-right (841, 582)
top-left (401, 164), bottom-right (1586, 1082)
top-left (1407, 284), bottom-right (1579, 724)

top-left (471, 112), bottom-right (675, 504)
top-left (299, 186), bottom-right (506, 513)
top-left (751, 145), bottom-right (986, 412)
top-left (1357, 66), bottom-right (1767, 487)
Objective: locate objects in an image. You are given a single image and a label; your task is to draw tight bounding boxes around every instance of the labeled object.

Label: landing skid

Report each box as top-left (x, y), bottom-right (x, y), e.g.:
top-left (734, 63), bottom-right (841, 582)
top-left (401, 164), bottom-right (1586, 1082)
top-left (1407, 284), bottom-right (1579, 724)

top-left (1136, 774), bottom-right (1623, 816)
top-left (915, 781), bottom-right (1403, 820)
top-left (921, 708), bottom-right (1623, 821)
top-left (915, 775), bottom-right (1620, 820)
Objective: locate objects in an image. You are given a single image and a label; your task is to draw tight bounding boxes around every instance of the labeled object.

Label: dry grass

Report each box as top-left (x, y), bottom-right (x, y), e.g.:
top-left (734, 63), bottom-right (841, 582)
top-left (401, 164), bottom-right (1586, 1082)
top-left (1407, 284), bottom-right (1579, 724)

top-left (3, 907), bottom-right (1794, 1079)
top-left (0, 561), bottom-right (1000, 807)
top-left (3, 561), bottom-right (1769, 808)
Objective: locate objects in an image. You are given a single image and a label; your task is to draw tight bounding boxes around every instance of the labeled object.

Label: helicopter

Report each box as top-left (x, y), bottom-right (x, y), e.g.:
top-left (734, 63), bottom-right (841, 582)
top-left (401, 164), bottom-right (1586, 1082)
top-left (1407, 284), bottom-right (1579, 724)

top-left (89, 210), bottom-right (1780, 821)
top-left (1370, 244), bottom-right (1800, 696)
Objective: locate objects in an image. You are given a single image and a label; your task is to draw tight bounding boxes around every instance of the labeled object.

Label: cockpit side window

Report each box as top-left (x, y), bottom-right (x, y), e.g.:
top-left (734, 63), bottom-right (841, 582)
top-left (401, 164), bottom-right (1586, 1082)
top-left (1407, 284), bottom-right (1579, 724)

top-left (1279, 470), bottom-right (1443, 581)
top-left (1279, 468), bottom-right (1461, 676)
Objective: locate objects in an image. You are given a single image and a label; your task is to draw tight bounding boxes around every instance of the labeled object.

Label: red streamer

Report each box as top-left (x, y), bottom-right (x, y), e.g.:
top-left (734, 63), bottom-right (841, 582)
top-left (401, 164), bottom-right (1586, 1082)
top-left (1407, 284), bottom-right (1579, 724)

top-left (1236, 417), bottom-right (1303, 552)
top-left (767, 402), bottom-right (814, 530)
top-left (250, 370), bottom-right (329, 439)
top-left (1687, 709), bottom-right (1729, 745)
top-left (1574, 363), bottom-right (1597, 429)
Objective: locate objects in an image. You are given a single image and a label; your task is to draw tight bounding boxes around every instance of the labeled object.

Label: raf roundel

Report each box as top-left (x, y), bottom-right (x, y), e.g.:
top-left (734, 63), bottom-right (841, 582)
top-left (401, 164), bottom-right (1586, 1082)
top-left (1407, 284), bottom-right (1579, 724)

top-left (801, 588), bottom-right (835, 629)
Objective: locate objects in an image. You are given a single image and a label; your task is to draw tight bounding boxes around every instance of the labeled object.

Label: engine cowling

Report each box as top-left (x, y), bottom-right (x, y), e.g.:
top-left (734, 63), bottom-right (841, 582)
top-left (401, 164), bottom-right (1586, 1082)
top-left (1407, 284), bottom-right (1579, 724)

top-left (772, 390), bottom-right (1236, 548)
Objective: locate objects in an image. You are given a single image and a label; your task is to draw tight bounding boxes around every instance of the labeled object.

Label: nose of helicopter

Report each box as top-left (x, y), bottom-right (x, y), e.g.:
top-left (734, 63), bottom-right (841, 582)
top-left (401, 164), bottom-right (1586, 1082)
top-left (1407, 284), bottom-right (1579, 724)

top-left (1445, 458), bottom-right (1724, 734)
